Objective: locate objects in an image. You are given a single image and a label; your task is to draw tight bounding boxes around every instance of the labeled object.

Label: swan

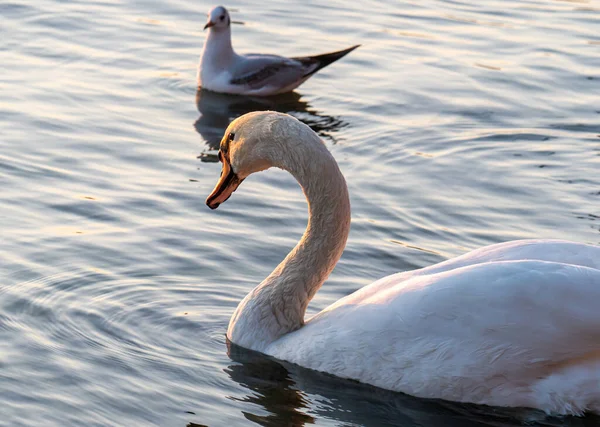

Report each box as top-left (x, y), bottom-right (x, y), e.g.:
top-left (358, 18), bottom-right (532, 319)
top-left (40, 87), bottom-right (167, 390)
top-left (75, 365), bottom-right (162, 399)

top-left (198, 6), bottom-right (359, 96)
top-left (205, 111), bottom-right (600, 415)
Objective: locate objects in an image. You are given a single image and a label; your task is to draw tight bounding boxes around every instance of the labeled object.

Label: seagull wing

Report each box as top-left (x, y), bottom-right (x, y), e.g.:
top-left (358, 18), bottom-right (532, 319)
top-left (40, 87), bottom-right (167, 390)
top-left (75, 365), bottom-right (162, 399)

top-left (229, 55), bottom-right (310, 91)
top-left (229, 45), bottom-right (359, 94)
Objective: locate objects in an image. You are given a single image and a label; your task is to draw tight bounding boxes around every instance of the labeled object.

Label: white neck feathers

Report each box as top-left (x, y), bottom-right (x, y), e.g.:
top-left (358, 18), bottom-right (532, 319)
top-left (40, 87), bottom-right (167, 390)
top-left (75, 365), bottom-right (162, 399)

top-left (227, 119), bottom-right (351, 352)
top-left (198, 27), bottom-right (234, 84)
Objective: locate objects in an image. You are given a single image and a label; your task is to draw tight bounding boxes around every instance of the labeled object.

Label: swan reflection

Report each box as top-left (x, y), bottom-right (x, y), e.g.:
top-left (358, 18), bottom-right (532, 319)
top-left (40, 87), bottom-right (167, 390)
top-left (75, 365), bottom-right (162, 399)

top-left (225, 341), bottom-right (597, 427)
top-left (194, 89), bottom-right (347, 158)
top-left (225, 342), bottom-right (314, 426)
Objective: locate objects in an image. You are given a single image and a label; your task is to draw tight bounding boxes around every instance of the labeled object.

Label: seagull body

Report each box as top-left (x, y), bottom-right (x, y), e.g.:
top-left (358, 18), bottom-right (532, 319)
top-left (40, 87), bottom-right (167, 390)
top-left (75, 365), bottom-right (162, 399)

top-left (198, 6), bottom-right (359, 96)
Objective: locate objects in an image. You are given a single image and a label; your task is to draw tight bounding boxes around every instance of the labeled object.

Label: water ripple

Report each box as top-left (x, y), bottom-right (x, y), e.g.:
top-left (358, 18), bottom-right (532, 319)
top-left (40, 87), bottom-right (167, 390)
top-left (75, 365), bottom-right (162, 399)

top-left (2, 0), bottom-right (600, 425)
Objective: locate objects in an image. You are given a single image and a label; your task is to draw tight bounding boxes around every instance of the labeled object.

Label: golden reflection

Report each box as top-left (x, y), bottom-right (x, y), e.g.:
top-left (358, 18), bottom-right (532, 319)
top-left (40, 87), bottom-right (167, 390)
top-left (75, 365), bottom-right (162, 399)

top-left (136, 17), bottom-right (162, 25)
top-left (381, 28), bottom-right (436, 39)
top-left (474, 62), bottom-right (502, 71)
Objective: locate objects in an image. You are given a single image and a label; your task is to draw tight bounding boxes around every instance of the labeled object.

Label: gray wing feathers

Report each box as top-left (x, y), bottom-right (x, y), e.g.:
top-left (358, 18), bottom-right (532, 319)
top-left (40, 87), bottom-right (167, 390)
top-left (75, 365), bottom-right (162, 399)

top-left (229, 45), bottom-right (359, 91)
top-left (229, 56), bottom-right (311, 89)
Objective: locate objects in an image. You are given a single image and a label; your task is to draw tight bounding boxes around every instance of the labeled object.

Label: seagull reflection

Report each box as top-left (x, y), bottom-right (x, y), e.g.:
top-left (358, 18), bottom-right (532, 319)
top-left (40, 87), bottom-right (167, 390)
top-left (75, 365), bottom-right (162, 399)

top-left (194, 89), bottom-right (347, 160)
top-left (225, 341), bottom-right (599, 427)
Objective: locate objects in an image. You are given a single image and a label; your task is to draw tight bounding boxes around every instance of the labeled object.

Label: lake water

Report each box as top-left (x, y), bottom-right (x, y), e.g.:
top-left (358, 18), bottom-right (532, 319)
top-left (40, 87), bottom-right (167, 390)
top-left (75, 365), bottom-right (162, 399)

top-left (1, 0), bottom-right (599, 425)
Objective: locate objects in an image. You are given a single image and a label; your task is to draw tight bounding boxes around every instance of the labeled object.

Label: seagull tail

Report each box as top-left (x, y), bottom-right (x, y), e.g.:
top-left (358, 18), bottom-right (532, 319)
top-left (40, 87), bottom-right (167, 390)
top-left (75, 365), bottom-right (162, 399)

top-left (297, 44), bottom-right (360, 77)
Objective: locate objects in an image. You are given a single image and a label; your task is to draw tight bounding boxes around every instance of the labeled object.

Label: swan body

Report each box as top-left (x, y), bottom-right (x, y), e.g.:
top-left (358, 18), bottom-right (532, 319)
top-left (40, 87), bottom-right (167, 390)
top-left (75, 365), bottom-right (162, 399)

top-left (205, 111), bottom-right (600, 415)
top-left (198, 6), bottom-right (359, 96)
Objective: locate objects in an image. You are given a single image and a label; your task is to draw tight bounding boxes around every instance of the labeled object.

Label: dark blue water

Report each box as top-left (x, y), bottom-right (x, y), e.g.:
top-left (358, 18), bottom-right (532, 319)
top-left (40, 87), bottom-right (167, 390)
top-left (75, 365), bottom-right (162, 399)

top-left (1, 0), bottom-right (599, 425)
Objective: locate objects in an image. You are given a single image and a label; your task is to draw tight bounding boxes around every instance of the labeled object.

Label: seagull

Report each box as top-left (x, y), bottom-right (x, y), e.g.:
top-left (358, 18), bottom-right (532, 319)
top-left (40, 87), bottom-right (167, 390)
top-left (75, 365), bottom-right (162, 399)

top-left (197, 5), bottom-right (360, 96)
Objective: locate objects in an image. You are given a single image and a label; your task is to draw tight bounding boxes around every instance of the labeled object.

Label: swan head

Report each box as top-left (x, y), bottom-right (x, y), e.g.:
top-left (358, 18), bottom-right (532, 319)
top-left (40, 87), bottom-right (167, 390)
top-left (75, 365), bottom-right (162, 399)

top-left (206, 111), bottom-right (293, 210)
top-left (204, 5), bottom-right (231, 31)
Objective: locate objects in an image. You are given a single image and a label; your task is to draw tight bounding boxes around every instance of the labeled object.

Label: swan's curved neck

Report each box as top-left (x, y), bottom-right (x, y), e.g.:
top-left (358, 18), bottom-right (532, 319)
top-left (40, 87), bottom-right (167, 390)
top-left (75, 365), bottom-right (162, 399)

top-left (227, 128), bottom-right (351, 352)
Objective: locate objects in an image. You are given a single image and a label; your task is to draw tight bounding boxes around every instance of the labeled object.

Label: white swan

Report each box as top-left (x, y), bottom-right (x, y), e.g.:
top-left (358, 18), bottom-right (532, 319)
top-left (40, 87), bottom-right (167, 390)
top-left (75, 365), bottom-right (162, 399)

top-left (206, 111), bottom-right (600, 416)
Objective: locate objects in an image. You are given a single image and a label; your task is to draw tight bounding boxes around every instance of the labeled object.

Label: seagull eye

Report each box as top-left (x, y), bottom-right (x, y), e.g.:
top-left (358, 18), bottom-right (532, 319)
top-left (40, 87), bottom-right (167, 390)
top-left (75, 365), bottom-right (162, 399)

top-left (219, 15), bottom-right (225, 21)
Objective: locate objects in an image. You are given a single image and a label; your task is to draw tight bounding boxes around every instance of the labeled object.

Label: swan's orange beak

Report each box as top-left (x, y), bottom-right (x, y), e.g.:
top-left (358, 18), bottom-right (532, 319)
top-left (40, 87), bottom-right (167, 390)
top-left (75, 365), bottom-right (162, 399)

top-left (206, 151), bottom-right (244, 210)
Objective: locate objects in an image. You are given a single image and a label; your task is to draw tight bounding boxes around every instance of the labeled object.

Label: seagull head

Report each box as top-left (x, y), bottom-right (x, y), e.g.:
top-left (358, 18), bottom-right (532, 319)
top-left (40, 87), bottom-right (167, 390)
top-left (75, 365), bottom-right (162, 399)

top-left (204, 6), bottom-right (231, 31)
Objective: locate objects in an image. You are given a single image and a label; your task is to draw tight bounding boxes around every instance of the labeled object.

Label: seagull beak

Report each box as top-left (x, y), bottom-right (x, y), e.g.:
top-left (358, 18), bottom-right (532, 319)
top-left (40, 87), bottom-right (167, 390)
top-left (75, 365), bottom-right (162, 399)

top-left (206, 152), bottom-right (244, 210)
top-left (203, 21), bottom-right (215, 30)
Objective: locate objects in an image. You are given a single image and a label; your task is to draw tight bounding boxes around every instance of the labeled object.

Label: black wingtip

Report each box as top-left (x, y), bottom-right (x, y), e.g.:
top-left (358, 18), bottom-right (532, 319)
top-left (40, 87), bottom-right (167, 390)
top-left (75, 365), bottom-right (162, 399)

top-left (298, 44), bottom-right (361, 77)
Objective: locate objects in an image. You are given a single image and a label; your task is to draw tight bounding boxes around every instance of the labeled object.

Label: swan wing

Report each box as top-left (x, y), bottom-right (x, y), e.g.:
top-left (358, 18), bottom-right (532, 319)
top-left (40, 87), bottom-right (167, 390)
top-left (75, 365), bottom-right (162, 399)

top-left (328, 239), bottom-right (600, 310)
top-left (266, 258), bottom-right (600, 403)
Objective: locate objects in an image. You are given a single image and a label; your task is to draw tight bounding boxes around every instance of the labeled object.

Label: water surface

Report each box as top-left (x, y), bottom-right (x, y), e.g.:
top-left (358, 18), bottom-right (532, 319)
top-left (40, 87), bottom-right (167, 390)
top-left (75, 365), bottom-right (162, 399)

top-left (1, 0), bottom-right (599, 425)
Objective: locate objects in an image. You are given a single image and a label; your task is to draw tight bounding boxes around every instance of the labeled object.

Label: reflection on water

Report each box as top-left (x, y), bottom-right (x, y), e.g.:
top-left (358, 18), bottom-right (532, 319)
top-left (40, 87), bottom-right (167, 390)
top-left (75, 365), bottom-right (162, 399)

top-left (194, 89), bottom-right (348, 153)
top-left (226, 346), bottom-right (314, 426)
top-left (225, 342), bottom-right (600, 427)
